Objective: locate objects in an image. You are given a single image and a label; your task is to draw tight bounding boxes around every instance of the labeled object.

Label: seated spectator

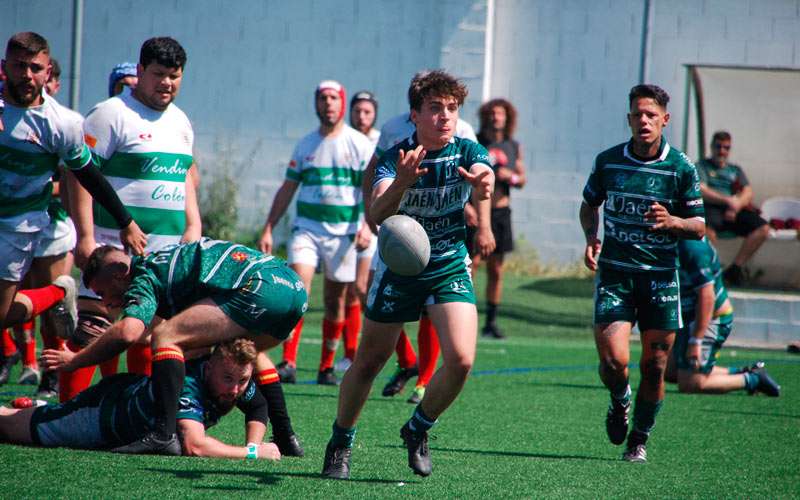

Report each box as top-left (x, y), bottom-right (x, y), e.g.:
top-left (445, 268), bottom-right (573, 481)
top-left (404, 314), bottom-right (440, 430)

top-left (695, 131), bottom-right (769, 286)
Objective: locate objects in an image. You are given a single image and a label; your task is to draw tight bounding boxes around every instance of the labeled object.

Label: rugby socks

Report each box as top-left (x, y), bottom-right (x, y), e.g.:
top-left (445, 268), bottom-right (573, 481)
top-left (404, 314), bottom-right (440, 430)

top-left (320, 319), bottom-right (345, 371)
top-left (282, 318), bottom-right (304, 366)
top-left (151, 347), bottom-right (186, 437)
top-left (18, 285), bottom-right (66, 318)
top-left (126, 343), bottom-right (152, 376)
top-left (257, 368), bottom-right (294, 436)
top-left (486, 301), bottom-right (499, 327)
top-left (407, 405), bottom-right (437, 436)
top-left (59, 342), bottom-right (97, 402)
top-left (17, 322), bottom-right (37, 367)
top-left (610, 383), bottom-right (632, 407)
top-left (2, 329), bottom-right (17, 357)
top-left (632, 396), bottom-right (663, 436)
top-left (343, 303), bottom-right (362, 361)
top-left (416, 317), bottom-right (439, 388)
top-left (330, 420), bottom-right (356, 448)
top-left (395, 330), bottom-right (417, 369)
top-left (99, 355), bottom-right (120, 377)
top-left (728, 366), bottom-right (746, 375)
top-left (743, 372), bottom-right (760, 392)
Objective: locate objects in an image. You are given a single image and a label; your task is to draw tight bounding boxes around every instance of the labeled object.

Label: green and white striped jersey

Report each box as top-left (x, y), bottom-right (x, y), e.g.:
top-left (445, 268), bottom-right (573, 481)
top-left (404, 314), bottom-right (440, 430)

top-left (285, 125), bottom-right (373, 236)
top-left (583, 139), bottom-right (705, 272)
top-left (678, 238), bottom-right (728, 323)
top-left (0, 91), bottom-right (91, 231)
top-left (83, 89), bottom-right (193, 251)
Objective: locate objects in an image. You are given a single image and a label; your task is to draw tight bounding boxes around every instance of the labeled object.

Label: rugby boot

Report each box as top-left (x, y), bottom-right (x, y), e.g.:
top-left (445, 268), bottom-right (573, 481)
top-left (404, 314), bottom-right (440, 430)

top-left (605, 398), bottom-right (630, 445)
top-left (317, 368), bottom-right (339, 386)
top-left (51, 275), bottom-right (78, 340)
top-left (276, 361), bottom-right (296, 384)
top-left (748, 367), bottom-right (781, 397)
top-left (722, 265), bottom-right (744, 287)
top-left (36, 370), bottom-right (59, 398)
top-left (0, 352), bottom-right (21, 386)
top-left (272, 432), bottom-right (305, 457)
top-left (321, 442), bottom-right (352, 480)
top-left (407, 385), bottom-right (425, 405)
top-left (622, 430), bottom-right (648, 463)
top-left (481, 323), bottom-right (505, 339)
top-left (111, 431), bottom-right (182, 456)
top-left (382, 364), bottom-right (418, 397)
top-left (400, 422), bottom-right (432, 477)
top-left (18, 366), bottom-right (40, 385)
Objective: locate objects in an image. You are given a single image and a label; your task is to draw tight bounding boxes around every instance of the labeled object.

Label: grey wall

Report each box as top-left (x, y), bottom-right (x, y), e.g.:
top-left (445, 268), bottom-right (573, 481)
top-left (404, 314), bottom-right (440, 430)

top-left (4, 0), bottom-right (799, 264)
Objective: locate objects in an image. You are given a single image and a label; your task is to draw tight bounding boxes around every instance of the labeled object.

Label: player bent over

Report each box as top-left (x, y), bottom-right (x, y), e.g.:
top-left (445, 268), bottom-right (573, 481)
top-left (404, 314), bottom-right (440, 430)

top-left (580, 84), bottom-right (706, 463)
top-left (322, 70), bottom-right (495, 479)
top-left (42, 238), bottom-right (307, 455)
top-left (665, 238), bottom-right (780, 396)
top-left (1, 338), bottom-right (281, 460)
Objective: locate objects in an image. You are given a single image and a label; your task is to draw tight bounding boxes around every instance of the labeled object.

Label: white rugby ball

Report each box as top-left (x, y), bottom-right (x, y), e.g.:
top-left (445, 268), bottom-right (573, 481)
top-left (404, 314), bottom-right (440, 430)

top-left (378, 215), bottom-right (431, 276)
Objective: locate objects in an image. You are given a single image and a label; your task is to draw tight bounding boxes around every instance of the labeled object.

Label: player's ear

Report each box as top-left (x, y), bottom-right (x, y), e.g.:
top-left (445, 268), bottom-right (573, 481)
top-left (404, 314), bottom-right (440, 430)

top-left (663, 112), bottom-right (670, 125)
top-left (410, 108), bottom-right (418, 125)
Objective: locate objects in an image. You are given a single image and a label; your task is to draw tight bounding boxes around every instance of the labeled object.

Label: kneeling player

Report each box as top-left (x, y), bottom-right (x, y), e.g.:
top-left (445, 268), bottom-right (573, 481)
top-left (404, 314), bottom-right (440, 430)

top-left (42, 238), bottom-right (307, 455)
top-left (322, 70), bottom-right (495, 480)
top-left (665, 238), bottom-right (780, 396)
top-left (1, 338), bottom-right (281, 460)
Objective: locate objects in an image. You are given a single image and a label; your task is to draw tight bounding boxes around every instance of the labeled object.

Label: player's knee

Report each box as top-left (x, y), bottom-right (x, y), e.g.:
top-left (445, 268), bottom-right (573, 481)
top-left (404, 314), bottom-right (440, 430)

top-left (599, 358), bottom-right (627, 378)
top-left (444, 355), bottom-right (473, 379)
top-left (677, 373), bottom-right (704, 393)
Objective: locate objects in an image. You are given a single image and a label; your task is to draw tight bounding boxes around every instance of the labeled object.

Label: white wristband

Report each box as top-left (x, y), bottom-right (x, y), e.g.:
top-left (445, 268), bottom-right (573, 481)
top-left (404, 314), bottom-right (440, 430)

top-left (688, 337), bottom-right (703, 345)
top-left (246, 442), bottom-right (258, 459)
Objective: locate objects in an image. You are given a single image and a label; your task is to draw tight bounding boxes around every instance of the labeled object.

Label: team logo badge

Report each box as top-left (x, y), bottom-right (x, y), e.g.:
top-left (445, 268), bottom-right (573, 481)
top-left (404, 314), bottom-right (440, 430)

top-left (231, 251), bottom-right (249, 262)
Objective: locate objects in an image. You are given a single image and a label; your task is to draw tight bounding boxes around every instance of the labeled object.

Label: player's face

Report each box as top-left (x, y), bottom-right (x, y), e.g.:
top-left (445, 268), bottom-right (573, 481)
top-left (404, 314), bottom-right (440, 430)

top-left (89, 274), bottom-right (129, 309)
top-left (411, 95), bottom-right (459, 148)
top-left (134, 62), bottom-right (182, 111)
top-left (711, 139), bottom-right (731, 165)
top-left (350, 100), bottom-right (376, 134)
top-left (45, 76), bottom-right (60, 96)
top-left (316, 88), bottom-right (344, 127)
top-left (627, 97), bottom-right (669, 148)
top-left (489, 105), bottom-right (507, 131)
top-left (207, 357), bottom-right (253, 408)
top-left (1, 49), bottom-right (50, 107)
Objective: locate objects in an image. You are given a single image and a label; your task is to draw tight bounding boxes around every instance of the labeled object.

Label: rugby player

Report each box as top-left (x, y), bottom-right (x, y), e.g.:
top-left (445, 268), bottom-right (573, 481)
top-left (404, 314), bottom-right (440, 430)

top-left (1, 338), bottom-right (282, 461)
top-left (580, 84), bottom-right (706, 463)
top-left (322, 70), bottom-right (495, 479)
top-left (258, 80), bottom-right (373, 386)
top-left (665, 238), bottom-right (780, 396)
top-left (0, 32), bottom-right (146, 351)
top-left (63, 38), bottom-right (201, 401)
top-left (41, 238), bottom-right (308, 456)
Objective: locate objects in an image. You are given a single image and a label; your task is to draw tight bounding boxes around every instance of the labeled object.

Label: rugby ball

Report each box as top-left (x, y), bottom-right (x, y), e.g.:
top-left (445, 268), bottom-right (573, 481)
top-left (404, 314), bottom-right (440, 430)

top-left (378, 215), bottom-right (431, 276)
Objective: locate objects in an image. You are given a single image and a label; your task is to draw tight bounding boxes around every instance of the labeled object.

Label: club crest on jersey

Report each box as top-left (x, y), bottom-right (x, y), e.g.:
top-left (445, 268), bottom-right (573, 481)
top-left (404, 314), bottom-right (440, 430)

top-left (231, 251), bottom-right (249, 262)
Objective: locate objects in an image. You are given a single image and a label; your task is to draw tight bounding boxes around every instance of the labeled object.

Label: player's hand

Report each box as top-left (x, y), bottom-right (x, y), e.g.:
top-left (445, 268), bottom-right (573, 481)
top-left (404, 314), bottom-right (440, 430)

top-left (258, 442), bottom-right (281, 461)
top-left (75, 235), bottom-right (98, 270)
top-left (258, 227), bottom-right (273, 255)
top-left (458, 166), bottom-right (494, 201)
top-left (685, 342), bottom-right (702, 372)
top-left (645, 202), bottom-right (676, 232)
top-left (584, 237), bottom-right (602, 271)
top-left (40, 347), bottom-right (76, 372)
top-left (726, 196), bottom-right (743, 213)
top-left (120, 221), bottom-right (147, 255)
top-left (724, 208), bottom-right (737, 222)
top-left (474, 227), bottom-right (496, 258)
top-left (396, 145), bottom-right (428, 188)
top-left (355, 224), bottom-right (372, 251)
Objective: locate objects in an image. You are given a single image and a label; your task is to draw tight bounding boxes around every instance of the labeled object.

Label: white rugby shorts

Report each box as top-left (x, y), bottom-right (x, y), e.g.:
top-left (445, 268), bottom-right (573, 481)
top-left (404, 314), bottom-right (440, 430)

top-left (288, 228), bottom-right (357, 283)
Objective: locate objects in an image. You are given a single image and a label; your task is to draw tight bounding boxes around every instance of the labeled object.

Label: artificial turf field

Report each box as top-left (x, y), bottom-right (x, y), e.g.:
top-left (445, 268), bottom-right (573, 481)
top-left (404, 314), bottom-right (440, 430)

top-left (0, 273), bottom-right (798, 498)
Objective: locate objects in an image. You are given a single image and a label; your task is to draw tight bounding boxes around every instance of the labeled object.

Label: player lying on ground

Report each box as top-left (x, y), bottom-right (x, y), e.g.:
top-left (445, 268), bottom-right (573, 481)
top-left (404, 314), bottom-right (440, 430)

top-left (1, 338), bottom-right (281, 460)
top-left (322, 70), bottom-right (495, 480)
top-left (665, 238), bottom-right (780, 396)
top-left (41, 238), bottom-right (307, 456)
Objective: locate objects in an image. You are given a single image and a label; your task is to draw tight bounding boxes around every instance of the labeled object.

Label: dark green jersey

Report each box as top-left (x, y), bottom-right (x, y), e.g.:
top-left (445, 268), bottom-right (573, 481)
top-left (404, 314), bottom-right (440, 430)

top-left (374, 134), bottom-right (491, 279)
top-left (677, 238), bottom-right (728, 322)
top-left (583, 139), bottom-right (705, 272)
top-left (695, 158), bottom-right (749, 201)
top-left (121, 238), bottom-right (285, 325)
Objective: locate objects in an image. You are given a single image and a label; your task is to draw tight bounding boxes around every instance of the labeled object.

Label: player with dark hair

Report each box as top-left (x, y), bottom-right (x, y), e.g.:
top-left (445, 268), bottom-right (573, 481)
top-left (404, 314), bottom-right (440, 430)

top-left (467, 98), bottom-right (526, 338)
top-left (2, 338), bottom-right (282, 460)
top-left (580, 84), bottom-right (706, 463)
top-left (0, 31), bottom-right (146, 383)
top-left (322, 70), bottom-right (495, 479)
top-left (42, 238), bottom-right (307, 456)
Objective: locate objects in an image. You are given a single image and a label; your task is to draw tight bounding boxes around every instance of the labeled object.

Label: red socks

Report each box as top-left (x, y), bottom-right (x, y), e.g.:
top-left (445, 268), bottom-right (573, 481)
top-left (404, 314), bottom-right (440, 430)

top-left (343, 303), bottom-right (361, 360)
top-left (416, 317), bottom-right (440, 387)
top-left (18, 285), bottom-right (65, 318)
top-left (59, 341), bottom-right (95, 402)
top-left (126, 343), bottom-right (152, 376)
top-left (319, 319), bottom-right (345, 371)
top-left (257, 368), bottom-right (280, 386)
top-left (395, 329), bottom-right (418, 369)
top-left (282, 318), bottom-right (304, 366)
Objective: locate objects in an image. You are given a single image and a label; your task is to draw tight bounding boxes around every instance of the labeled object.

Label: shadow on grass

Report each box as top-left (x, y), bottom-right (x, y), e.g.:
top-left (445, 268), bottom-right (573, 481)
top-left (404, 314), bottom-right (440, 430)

top-left (378, 445), bottom-right (615, 462)
top-left (520, 278), bottom-right (594, 298)
top-left (528, 381), bottom-right (607, 392)
top-left (287, 391), bottom-right (404, 404)
top-left (143, 467), bottom-right (414, 485)
top-left (483, 301), bottom-right (592, 331)
top-left (701, 409), bottom-right (800, 420)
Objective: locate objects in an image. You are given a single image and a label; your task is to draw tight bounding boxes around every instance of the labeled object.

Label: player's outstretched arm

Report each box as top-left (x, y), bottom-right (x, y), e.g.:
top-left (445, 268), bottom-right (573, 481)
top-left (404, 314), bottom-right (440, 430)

top-left (645, 202), bottom-right (705, 239)
top-left (41, 317), bottom-right (146, 371)
top-left (258, 179), bottom-right (299, 254)
top-left (579, 201), bottom-right (602, 271)
top-left (178, 419), bottom-right (279, 460)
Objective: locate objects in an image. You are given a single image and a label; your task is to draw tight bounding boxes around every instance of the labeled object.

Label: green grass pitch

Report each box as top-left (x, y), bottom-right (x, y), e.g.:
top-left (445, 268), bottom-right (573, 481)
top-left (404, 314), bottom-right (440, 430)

top-left (0, 273), bottom-right (798, 498)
